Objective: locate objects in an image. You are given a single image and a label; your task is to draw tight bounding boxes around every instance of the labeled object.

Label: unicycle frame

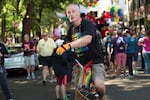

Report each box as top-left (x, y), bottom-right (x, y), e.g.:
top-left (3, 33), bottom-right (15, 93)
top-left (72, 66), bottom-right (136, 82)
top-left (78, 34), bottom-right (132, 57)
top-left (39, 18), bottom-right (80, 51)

top-left (74, 59), bottom-right (99, 100)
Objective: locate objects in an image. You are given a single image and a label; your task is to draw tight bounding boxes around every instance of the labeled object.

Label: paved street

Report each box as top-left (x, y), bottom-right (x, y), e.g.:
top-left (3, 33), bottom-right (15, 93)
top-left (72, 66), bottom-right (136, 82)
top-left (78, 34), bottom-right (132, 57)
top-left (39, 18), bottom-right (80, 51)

top-left (0, 69), bottom-right (150, 100)
top-left (105, 73), bottom-right (150, 100)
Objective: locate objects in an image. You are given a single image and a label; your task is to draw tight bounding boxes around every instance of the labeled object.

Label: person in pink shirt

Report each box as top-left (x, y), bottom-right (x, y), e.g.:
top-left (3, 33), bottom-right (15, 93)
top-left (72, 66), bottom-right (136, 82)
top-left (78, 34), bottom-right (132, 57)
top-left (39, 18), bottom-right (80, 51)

top-left (138, 30), bottom-right (150, 74)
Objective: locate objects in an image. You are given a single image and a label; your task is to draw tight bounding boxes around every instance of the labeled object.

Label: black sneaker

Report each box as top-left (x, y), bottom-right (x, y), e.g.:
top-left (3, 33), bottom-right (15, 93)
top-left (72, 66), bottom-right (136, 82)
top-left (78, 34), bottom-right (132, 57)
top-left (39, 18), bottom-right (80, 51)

top-left (43, 80), bottom-right (46, 86)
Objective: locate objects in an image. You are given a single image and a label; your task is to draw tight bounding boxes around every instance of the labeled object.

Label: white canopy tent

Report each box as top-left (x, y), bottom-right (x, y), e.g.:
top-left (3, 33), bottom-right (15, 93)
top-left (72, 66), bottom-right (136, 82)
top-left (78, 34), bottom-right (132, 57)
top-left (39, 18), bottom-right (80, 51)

top-left (77, 4), bottom-right (88, 14)
top-left (55, 11), bottom-right (66, 18)
top-left (55, 4), bottom-right (88, 18)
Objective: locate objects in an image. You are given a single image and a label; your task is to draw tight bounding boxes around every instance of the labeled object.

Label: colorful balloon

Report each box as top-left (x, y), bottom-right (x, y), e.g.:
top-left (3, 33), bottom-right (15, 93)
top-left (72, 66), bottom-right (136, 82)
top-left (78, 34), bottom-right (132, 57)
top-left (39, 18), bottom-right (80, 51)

top-left (111, 18), bottom-right (114, 22)
top-left (88, 0), bottom-right (99, 8)
top-left (114, 6), bottom-right (118, 15)
top-left (107, 6), bottom-right (111, 11)
top-left (95, 2), bottom-right (99, 7)
top-left (110, 6), bottom-right (115, 17)
top-left (88, 2), bottom-right (92, 7)
top-left (105, 11), bottom-right (111, 18)
top-left (94, 1), bottom-right (97, 4)
top-left (114, 17), bottom-right (119, 22)
top-left (118, 9), bottom-right (123, 16)
top-left (92, 4), bottom-right (95, 7)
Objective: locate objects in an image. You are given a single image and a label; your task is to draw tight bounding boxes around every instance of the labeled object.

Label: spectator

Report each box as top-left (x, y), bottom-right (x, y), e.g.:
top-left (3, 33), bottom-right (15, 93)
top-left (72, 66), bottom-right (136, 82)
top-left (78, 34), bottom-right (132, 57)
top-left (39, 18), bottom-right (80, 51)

top-left (112, 30), bottom-right (127, 78)
top-left (87, 11), bottom-right (96, 25)
top-left (103, 31), bottom-right (111, 72)
top-left (22, 34), bottom-right (36, 80)
top-left (37, 32), bottom-right (56, 85)
top-left (52, 36), bottom-right (68, 100)
top-left (5, 37), bottom-right (13, 47)
top-left (138, 30), bottom-right (150, 74)
top-left (0, 38), bottom-right (13, 100)
top-left (126, 31), bottom-right (139, 78)
top-left (137, 29), bottom-right (145, 70)
top-left (54, 24), bottom-right (61, 40)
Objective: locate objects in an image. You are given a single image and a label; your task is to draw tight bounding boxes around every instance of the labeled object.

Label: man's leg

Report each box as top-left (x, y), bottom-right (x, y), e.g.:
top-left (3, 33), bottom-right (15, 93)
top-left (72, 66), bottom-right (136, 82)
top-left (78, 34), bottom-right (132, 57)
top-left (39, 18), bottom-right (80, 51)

top-left (30, 55), bottom-right (36, 79)
top-left (122, 53), bottom-right (127, 77)
top-left (49, 67), bottom-right (55, 81)
top-left (73, 65), bottom-right (83, 100)
top-left (55, 85), bottom-right (60, 99)
top-left (66, 62), bottom-right (73, 97)
top-left (0, 67), bottom-right (13, 100)
top-left (26, 66), bottom-right (31, 79)
top-left (31, 65), bottom-right (35, 79)
top-left (115, 53), bottom-right (122, 77)
top-left (116, 65), bottom-right (121, 77)
top-left (42, 66), bottom-right (49, 85)
top-left (92, 64), bottom-right (106, 100)
top-left (24, 56), bottom-right (31, 79)
top-left (94, 78), bottom-right (106, 100)
top-left (141, 50), bottom-right (145, 70)
top-left (48, 56), bottom-right (56, 82)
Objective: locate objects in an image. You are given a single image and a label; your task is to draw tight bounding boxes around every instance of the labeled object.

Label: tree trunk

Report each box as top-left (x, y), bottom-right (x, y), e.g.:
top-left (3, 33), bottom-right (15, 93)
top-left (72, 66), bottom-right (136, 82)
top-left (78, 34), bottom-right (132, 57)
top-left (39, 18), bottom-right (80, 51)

top-left (35, 2), bottom-right (44, 38)
top-left (22, 1), bottom-right (33, 40)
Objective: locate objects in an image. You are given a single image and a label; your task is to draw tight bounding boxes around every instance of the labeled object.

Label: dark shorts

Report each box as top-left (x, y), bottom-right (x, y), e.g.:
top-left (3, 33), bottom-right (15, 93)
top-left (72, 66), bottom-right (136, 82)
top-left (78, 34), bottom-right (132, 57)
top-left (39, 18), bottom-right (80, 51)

top-left (39, 56), bottom-right (52, 67)
top-left (56, 75), bottom-right (67, 85)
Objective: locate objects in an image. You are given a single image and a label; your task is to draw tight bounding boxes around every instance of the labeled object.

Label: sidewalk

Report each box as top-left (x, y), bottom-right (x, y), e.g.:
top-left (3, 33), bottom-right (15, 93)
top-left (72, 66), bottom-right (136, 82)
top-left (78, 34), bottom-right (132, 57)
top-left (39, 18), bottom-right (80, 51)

top-left (105, 70), bottom-right (150, 100)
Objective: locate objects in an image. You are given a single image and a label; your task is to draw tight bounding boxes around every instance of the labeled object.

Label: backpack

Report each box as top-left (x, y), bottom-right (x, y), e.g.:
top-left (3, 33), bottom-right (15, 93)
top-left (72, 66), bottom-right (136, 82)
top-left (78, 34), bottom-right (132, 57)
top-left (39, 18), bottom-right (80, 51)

top-left (116, 37), bottom-right (125, 52)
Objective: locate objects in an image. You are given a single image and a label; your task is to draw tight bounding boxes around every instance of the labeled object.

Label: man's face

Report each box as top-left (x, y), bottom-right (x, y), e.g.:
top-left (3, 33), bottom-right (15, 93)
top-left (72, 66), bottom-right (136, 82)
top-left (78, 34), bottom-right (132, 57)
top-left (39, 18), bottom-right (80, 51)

top-left (24, 35), bottom-right (29, 42)
top-left (66, 5), bottom-right (80, 23)
top-left (43, 35), bottom-right (48, 41)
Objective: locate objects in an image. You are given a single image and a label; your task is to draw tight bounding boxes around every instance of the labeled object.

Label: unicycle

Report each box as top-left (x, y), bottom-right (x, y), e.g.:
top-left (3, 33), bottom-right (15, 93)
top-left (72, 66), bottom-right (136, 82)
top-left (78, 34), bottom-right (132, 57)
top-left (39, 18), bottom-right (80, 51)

top-left (74, 59), bottom-right (99, 100)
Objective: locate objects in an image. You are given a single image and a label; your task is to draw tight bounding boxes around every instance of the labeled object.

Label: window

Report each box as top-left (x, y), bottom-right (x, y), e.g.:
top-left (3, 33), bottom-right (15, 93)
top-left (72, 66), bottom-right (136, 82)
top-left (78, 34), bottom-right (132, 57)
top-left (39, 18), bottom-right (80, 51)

top-left (112, 0), bottom-right (119, 5)
top-left (6, 43), bottom-right (22, 54)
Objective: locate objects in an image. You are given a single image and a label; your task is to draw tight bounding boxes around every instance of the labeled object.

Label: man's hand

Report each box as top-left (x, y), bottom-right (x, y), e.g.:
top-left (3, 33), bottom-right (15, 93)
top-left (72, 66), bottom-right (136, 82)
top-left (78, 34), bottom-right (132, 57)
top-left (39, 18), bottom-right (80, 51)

top-left (56, 43), bottom-right (71, 55)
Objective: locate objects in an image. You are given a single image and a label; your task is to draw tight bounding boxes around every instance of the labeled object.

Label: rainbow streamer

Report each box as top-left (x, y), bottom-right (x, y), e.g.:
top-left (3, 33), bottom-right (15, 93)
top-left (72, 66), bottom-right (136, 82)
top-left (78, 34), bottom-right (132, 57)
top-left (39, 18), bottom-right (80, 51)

top-left (78, 67), bottom-right (84, 88)
top-left (85, 70), bottom-right (92, 88)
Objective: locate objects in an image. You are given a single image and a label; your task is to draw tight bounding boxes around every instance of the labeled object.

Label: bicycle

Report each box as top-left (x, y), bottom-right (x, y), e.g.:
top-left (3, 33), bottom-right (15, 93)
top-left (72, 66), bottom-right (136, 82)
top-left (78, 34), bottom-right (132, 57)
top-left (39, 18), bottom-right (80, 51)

top-left (73, 59), bottom-right (100, 100)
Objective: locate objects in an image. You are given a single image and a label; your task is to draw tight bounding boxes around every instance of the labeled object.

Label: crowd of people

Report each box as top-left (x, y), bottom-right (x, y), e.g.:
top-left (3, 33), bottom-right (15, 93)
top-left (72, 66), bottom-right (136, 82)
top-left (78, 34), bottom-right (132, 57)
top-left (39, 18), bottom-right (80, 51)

top-left (101, 25), bottom-right (150, 79)
top-left (0, 3), bottom-right (150, 100)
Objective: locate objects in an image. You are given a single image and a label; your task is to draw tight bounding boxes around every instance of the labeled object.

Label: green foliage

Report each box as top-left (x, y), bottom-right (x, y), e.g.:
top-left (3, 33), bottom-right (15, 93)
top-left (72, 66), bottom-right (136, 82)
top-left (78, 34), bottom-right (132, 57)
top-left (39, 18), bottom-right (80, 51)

top-left (0, 0), bottom-right (88, 37)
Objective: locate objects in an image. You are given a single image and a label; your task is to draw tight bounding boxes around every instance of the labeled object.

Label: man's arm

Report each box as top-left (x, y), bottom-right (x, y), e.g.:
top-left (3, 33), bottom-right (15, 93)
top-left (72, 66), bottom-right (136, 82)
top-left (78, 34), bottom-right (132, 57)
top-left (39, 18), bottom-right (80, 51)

top-left (1, 43), bottom-right (10, 57)
top-left (69, 35), bottom-right (92, 48)
top-left (29, 42), bottom-right (36, 52)
top-left (56, 35), bottom-right (92, 55)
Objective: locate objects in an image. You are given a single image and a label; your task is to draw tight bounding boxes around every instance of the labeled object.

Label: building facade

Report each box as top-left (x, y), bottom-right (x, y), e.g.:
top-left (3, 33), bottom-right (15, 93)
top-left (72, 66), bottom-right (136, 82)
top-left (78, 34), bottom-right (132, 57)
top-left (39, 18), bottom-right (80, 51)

top-left (128, 0), bottom-right (150, 30)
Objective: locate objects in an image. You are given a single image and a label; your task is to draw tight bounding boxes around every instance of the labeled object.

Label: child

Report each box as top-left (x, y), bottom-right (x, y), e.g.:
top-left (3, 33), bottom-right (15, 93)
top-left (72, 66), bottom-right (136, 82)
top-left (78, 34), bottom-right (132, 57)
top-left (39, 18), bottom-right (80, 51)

top-left (52, 38), bottom-right (68, 100)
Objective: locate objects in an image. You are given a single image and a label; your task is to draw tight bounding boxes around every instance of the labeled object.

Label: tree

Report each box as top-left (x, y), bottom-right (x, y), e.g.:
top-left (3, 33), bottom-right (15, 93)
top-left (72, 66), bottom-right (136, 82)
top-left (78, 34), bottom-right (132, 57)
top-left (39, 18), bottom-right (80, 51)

top-left (22, 1), bottom-right (33, 37)
top-left (0, 0), bottom-right (88, 41)
top-left (0, 0), bottom-right (6, 40)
